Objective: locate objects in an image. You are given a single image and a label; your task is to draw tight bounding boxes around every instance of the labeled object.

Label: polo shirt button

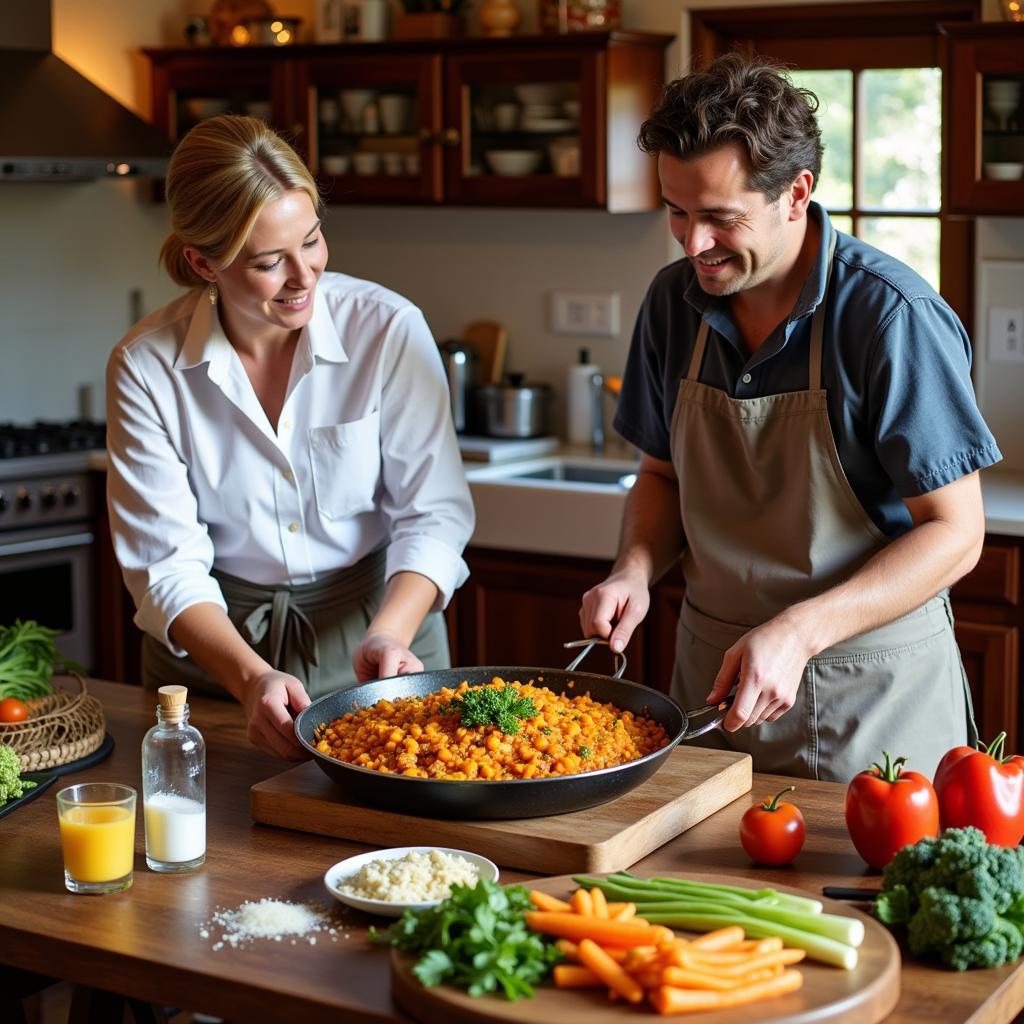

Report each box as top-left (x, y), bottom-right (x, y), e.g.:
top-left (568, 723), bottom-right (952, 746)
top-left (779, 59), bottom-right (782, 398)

top-left (288, 522), bottom-right (299, 533)
top-left (283, 467), bottom-right (294, 482)
top-left (282, 419), bottom-right (292, 430)
top-left (741, 372), bottom-right (752, 384)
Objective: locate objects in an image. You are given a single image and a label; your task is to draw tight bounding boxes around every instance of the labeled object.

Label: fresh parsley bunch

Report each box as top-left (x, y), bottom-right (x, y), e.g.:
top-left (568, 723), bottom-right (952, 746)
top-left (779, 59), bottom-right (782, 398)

top-left (443, 685), bottom-right (538, 735)
top-left (371, 879), bottom-right (561, 1000)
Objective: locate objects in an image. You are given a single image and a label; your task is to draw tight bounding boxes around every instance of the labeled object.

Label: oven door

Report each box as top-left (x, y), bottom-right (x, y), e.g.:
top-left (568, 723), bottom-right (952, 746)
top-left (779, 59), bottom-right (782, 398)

top-left (0, 525), bottom-right (96, 672)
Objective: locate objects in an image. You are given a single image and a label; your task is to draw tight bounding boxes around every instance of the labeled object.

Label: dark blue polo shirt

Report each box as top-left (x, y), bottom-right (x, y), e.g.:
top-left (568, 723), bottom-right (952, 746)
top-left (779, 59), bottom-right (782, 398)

top-left (614, 203), bottom-right (1002, 539)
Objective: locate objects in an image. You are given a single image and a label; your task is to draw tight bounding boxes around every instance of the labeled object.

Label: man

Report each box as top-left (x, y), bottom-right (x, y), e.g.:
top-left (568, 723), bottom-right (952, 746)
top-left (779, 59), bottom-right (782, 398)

top-left (579, 54), bottom-right (1001, 783)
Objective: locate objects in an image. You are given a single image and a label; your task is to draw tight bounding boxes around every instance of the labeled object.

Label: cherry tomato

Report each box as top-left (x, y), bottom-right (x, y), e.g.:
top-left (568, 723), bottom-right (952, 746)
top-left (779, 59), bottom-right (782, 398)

top-left (845, 750), bottom-right (938, 869)
top-left (0, 697), bottom-right (29, 723)
top-left (739, 785), bottom-right (806, 866)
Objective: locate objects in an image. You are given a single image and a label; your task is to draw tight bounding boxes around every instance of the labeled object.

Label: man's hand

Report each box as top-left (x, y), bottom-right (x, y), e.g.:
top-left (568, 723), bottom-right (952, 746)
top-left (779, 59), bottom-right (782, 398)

top-left (354, 631), bottom-right (424, 682)
top-left (706, 615), bottom-right (814, 731)
top-left (579, 567), bottom-right (651, 653)
top-left (240, 670), bottom-right (311, 760)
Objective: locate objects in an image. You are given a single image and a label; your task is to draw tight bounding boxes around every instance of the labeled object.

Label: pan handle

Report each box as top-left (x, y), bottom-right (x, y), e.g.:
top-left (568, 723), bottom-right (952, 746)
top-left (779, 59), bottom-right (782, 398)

top-left (563, 638), bottom-right (627, 679)
top-left (681, 694), bottom-right (735, 739)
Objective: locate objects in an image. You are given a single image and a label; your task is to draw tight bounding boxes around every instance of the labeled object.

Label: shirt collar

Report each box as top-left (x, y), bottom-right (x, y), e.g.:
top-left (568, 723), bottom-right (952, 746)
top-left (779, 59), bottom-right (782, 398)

top-left (173, 282), bottom-right (348, 381)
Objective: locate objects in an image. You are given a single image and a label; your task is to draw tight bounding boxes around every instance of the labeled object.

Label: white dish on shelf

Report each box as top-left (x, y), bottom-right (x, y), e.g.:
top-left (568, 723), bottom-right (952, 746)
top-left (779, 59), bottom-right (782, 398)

top-left (485, 149), bottom-right (543, 176)
top-left (324, 847), bottom-right (499, 917)
top-left (515, 83), bottom-right (564, 107)
top-left (521, 117), bottom-right (577, 133)
top-left (984, 162), bottom-right (1024, 181)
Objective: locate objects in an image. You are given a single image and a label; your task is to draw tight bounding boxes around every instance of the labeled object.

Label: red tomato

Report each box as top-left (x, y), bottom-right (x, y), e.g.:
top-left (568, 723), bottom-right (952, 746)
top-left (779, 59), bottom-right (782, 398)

top-left (844, 750), bottom-right (939, 870)
top-left (739, 785), bottom-right (806, 866)
top-left (0, 697), bottom-right (28, 723)
top-left (934, 732), bottom-right (1024, 847)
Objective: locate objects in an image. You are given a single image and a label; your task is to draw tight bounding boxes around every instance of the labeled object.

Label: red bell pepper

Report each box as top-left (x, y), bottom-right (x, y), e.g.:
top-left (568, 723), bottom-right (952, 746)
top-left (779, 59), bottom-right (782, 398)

top-left (844, 750), bottom-right (939, 869)
top-left (934, 732), bottom-right (1024, 847)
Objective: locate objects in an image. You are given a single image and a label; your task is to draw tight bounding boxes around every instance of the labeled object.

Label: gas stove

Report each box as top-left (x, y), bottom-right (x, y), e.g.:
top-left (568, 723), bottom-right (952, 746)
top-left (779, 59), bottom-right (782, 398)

top-left (0, 420), bottom-right (106, 467)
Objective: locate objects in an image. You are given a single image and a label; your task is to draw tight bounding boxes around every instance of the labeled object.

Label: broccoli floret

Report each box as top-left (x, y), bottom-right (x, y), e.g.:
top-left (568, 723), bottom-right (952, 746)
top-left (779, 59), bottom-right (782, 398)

top-left (878, 828), bottom-right (1024, 971)
top-left (0, 745), bottom-right (34, 802)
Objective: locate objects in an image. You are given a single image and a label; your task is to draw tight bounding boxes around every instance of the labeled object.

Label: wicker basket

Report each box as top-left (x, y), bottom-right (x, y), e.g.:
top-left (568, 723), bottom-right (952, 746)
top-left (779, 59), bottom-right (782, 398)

top-left (0, 673), bottom-right (106, 772)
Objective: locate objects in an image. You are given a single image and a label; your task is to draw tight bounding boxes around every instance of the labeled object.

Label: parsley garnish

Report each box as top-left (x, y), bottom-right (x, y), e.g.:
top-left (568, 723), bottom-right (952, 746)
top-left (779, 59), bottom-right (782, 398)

top-left (370, 880), bottom-right (561, 1000)
top-left (444, 685), bottom-right (538, 735)
top-left (578, 746), bottom-right (592, 760)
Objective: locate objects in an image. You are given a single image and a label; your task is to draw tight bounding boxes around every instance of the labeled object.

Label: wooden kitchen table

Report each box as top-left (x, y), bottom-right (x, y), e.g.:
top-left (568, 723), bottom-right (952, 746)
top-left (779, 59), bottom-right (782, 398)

top-left (2, 680), bottom-right (1023, 1024)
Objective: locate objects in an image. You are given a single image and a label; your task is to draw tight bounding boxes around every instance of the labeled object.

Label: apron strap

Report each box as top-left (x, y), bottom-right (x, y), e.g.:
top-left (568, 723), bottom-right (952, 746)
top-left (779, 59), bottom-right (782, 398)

top-left (686, 319), bottom-right (711, 381)
top-left (241, 591), bottom-right (321, 676)
top-left (808, 230), bottom-right (838, 391)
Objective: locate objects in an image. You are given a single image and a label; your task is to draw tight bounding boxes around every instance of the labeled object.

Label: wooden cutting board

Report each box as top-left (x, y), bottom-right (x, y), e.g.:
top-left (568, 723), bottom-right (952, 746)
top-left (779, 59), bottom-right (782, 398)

top-left (463, 320), bottom-right (508, 384)
top-left (250, 746), bottom-right (751, 874)
top-left (390, 872), bottom-right (901, 1024)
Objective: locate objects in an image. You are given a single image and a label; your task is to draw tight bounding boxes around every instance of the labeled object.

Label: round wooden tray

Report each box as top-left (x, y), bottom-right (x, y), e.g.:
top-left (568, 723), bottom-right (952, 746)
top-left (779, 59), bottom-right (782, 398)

top-left (390, 872), bottom-right (900, 1024)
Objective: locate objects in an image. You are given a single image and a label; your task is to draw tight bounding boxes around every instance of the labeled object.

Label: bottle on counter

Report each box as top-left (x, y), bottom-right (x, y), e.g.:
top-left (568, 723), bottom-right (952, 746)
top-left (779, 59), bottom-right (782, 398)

top-left (142, 684), bottom-right (206, 873)
top-left (567, 347), bottom-right (600, 445)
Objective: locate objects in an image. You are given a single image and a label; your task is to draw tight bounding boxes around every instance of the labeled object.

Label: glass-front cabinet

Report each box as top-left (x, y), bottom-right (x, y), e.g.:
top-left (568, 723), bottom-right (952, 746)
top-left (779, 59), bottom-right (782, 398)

top-left (944, 22), bottom-right (1024, 216)
top-left (143, 31), bottom-right (671, 211)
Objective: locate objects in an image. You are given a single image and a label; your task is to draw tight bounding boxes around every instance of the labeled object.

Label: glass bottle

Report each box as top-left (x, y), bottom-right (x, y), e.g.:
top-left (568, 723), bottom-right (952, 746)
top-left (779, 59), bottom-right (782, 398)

top-left (141, 684), bottom-right (206, 873)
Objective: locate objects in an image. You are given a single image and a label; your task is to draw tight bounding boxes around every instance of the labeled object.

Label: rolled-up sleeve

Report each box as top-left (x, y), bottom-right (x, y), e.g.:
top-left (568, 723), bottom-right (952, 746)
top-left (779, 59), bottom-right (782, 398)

top-left (376, 308), bottom-right (474, 609)
top-left (105, 345), bottom-right (226, 655)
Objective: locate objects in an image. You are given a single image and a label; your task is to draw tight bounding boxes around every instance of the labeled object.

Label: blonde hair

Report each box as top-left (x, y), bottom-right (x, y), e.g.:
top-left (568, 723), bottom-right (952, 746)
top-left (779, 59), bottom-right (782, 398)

top-left (159, 115), bottom-right (322, 288)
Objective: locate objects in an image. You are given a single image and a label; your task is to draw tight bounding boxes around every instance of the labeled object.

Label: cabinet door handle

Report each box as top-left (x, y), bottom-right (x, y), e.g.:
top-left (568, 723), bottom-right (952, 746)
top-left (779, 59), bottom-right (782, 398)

top-left (418, 127), bottom-right (436, 143)
top-left (292, 122), bottom-right (305, 137)
top-left (441, 128), bottom-right (461, 147)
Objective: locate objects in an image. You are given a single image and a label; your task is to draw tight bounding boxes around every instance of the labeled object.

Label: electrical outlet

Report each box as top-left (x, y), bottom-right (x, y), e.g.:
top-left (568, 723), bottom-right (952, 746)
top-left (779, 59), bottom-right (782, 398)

top-left (989, 308), bottom-right (1024, 363)
top-left (550, 291), bottom-right (621, 337)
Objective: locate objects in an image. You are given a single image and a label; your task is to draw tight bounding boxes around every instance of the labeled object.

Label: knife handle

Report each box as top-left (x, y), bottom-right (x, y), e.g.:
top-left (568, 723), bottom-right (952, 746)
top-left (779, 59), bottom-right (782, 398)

top-left (822, 886), bottom-right (881, 901)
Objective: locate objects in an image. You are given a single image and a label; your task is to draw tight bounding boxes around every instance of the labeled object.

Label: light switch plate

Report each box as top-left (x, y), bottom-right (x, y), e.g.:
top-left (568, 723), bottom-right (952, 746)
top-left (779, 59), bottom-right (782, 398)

top-left (989, 308), bottom-right (1024, 363)
top-left (550, 291), bottom-right (620, 336)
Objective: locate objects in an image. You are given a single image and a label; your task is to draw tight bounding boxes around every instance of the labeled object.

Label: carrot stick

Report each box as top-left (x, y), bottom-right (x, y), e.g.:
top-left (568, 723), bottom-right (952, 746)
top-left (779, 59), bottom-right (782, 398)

top-left (679, 948), bottom-right (805, 977)
top-left (662, 965), bottom-right (783, 990)
top-left (735, 937), bottom-right (784, 954)
top-left (578, 938), bottom-right (645, 1004)
top-left (553, 964), bottom-right (603, 989)
top-left (524, 911), bottom-right (671, 948)
top-left (530, 889), bottom-right (572, 913)
top-left (570, 887), bottom-right (594, 916)
top-left (648, 970), bottom-right (804, 1014)
top-left (610, 902), bottom-right (637, 921)
top-left (555, 938), bottom-right (580, 961)
top-left (590, 885), bottom-right (610, 919)
top-left (687, 926), bottom-right (746, 950)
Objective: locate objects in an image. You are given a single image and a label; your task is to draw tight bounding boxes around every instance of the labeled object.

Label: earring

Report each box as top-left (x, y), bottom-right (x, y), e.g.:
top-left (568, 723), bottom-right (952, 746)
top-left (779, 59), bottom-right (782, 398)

top-left (207, 283), bottom-right (218, 306)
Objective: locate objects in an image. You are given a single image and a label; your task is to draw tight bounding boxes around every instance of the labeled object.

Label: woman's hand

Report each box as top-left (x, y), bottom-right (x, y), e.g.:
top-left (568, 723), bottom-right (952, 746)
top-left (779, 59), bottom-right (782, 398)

top-left (354, 632), bottom-right (424, 682)
top-left (240, 670), bottom-right (311, 760)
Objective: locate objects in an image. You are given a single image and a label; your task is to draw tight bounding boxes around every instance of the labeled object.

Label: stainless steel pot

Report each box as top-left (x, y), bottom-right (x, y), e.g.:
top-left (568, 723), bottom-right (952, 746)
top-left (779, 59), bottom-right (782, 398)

top-left (478, 373), bottom-right (552, 438)
top-left (438, 339), bottom-right (478, 434)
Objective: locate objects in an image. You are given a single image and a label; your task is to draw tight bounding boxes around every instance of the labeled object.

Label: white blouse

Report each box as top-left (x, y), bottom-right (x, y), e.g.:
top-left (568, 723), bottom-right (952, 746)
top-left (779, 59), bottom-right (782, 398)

top-left (106, 271), bottom-right (474, 655)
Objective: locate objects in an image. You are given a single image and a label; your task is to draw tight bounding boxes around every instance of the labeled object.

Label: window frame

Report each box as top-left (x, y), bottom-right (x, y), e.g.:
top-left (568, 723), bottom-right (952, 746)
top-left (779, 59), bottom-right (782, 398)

top-left (689, 0), bottom-right (980, 332)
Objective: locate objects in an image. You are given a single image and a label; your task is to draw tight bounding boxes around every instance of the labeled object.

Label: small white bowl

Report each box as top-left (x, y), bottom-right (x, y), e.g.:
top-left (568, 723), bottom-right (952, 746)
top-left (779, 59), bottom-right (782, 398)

top-left (321, 154), bottom-right (350, 175)
top-left (324, 846), bottom-right (499, 917)
top-left (984, 162), bottom-right (1024, 181)
top-left (485, 149), bottom-right (543, 176)
top-left (352, 152), bottom-right (381, 176)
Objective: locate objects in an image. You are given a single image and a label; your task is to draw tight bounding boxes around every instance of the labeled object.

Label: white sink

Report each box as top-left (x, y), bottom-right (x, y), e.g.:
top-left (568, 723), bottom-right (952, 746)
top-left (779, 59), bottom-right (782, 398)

top-left (464, 455), bottom-right (639, 559)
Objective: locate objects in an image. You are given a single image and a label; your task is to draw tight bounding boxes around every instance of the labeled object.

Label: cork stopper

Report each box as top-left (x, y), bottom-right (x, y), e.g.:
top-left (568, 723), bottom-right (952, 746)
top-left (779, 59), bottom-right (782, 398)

top-left (157, 684), bottom-right (188, 724)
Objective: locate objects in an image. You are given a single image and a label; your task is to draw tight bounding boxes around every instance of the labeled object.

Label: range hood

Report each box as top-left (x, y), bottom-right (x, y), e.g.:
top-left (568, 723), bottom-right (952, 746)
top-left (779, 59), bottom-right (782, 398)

top-left (0, 2), bottom-right (171, 181)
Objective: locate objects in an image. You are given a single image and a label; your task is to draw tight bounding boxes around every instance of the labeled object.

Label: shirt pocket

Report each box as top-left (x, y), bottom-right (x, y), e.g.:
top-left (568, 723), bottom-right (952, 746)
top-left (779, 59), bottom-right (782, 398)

top-left (308, 411), bottom-right (382, 520)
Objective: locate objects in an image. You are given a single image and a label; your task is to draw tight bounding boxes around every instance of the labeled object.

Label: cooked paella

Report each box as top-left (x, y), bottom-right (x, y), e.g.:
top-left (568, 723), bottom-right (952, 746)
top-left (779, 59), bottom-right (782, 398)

top-left (312, 676), bottom-right (671, 781)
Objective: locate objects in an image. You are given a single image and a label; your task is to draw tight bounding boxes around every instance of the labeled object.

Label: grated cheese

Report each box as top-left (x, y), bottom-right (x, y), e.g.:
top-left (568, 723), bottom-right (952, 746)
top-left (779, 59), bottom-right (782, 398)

top-left (338, 849), bottom-right (480, 903)
top-left (200, 898), bottom-right (338, 950)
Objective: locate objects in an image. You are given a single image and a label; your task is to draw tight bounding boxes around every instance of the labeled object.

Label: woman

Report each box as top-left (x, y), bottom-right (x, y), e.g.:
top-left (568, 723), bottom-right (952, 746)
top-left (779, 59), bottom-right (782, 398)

top-left (106, 115), bottom-right (474, 760)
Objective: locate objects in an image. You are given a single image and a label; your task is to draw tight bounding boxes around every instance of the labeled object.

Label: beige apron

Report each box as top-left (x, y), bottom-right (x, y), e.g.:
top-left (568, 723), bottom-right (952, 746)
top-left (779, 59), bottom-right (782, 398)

top-left (142, 548), bottom-right (450, 700)
top-left (668, 236), bottom-right (975, 782)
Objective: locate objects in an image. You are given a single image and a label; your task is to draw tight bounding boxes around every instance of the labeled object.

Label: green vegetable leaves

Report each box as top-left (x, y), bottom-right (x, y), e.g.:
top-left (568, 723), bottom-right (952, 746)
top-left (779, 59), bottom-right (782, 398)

top-left (443, 685), bottom-right (538, 735)
top-left (0, 620), bottom-right (82, 701)
top-left (371, 879), bottom-right (561, 1000)
top-left (0, 745), bottom-right (36, 803)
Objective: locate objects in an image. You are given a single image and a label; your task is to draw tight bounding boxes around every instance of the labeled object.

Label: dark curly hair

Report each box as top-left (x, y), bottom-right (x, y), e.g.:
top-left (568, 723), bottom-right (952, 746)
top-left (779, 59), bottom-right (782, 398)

top-left (638, 53), bottom-right (822, 201)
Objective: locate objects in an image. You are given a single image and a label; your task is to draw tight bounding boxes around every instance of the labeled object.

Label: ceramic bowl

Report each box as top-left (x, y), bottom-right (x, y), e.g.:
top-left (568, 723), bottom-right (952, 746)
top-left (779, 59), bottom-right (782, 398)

top-left (324, 847), bottom-right (499, 917)
top-left (515, 83), bottom-right (564, 107)
top-left (340, 89), bottom-right (376, 127)
top-left (352, 152), bottom-right (381, 175)
top-left (321, 154), bottom-right (350, 175)
top-left (984, 162), bottom-right (1024, 181)
top-left (485, 149), bottom-right (543, 176)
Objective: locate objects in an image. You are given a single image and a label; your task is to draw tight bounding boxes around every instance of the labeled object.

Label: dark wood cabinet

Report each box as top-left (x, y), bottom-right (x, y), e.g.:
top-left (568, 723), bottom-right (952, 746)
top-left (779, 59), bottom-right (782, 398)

top-left (943, 22), bottom-right (1024, 216)
top-left (143, 31), bottom-right (672, 211)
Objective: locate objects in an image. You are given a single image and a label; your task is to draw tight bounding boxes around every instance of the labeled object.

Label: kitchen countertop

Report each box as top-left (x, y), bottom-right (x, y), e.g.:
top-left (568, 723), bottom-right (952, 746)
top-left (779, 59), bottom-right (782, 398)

top-left (2, 678), bottom-right (1023, 1023)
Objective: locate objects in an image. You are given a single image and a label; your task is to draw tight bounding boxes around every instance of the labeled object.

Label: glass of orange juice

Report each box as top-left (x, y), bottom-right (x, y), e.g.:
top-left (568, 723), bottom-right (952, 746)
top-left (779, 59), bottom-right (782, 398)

top-left (56, 783), bottom-right (137, 894)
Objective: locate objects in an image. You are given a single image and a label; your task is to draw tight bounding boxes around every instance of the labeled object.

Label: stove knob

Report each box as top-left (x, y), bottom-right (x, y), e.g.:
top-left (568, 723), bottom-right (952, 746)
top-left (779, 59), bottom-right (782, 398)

top-left (40, 486), bottom-right (57, 509)
top-left (60, 484), bottom-right (82, 507)
top-left (16, 488), bottom-right (32, 510)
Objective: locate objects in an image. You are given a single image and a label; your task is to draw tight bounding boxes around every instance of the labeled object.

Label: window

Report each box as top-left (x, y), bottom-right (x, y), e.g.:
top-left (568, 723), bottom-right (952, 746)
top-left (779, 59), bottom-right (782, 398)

top-left (690, 0), bottom-right (978, 327)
